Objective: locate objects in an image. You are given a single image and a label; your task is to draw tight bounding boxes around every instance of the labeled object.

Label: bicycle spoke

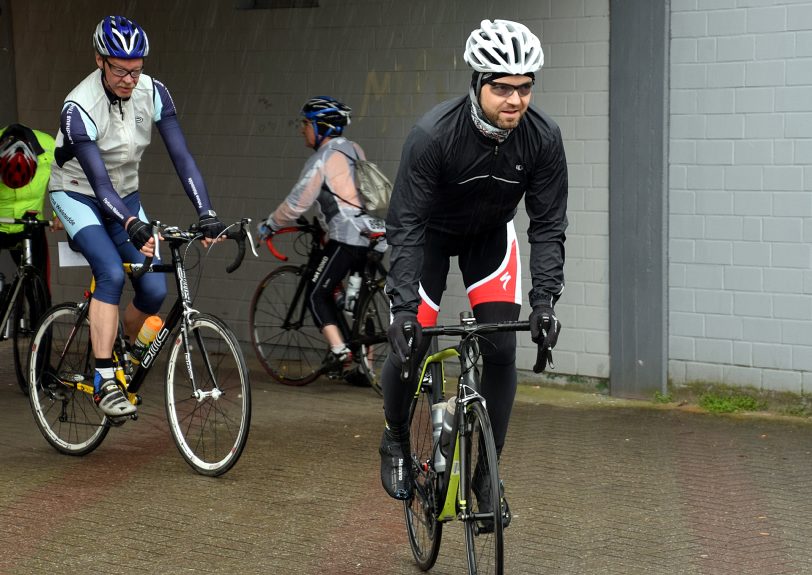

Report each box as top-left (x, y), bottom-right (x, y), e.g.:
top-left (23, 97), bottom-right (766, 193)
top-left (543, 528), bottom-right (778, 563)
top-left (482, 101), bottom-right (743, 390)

top-left (250, 266), bottom-right (324, 385)
top-left (404, 369), bottom-right (443, 570)
top-left (355, 287), bottom-right (391, 395)
top-left (166, 314), bottom-right (251, 476)
top-left (28, 304), bottom-right (109, 455)
top-left (463, 401), bottom-right (503, 575)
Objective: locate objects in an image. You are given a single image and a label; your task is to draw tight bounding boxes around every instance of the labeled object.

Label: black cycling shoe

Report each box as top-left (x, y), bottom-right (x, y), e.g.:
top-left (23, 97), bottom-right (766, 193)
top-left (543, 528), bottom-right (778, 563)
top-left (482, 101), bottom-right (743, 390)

top-left (472, 468), bottom-right (511, 534)
top-left (379, 425), bottom-right (413, 500)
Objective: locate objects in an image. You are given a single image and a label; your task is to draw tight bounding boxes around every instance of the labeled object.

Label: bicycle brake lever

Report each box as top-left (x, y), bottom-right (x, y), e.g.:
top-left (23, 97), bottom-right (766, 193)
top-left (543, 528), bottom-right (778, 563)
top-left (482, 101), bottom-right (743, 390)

top-left (152, 221), bottom-right (160, 260)
top-left (244, 224), bottom-right (259, 258)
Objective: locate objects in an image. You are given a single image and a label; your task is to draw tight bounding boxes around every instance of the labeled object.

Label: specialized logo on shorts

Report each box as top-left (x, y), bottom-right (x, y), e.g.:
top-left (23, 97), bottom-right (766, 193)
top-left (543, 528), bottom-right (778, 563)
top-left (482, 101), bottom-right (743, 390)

top-left (515, 164), bottom-right (524, 171)
top-left (135, 116), bottom-right (144, 124)
top-left (468, 235), bottom-right (521, 307)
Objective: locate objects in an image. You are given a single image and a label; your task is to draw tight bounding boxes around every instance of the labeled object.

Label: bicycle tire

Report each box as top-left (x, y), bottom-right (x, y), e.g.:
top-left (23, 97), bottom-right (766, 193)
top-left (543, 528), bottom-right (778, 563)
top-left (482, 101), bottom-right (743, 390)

top-left (352, 285), bottom-right (391, 396)
top-left (13, 271), bottom-right (49, 394)
top-left (28, 303), bottom-right (109, 455)
top-left (249, 265), bottom-right (324, 385)
top-left (165, 313), bottom-right (251, 476)
top-left (404, 365), bottom-right (443, 570)
top-left (463, 400), bottom-right (504, 575)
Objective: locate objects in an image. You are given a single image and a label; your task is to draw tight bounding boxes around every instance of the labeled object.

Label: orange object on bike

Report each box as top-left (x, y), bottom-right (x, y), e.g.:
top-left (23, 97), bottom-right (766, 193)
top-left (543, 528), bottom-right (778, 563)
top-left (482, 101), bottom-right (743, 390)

top-left (131, 315), bottom-right (163, 365)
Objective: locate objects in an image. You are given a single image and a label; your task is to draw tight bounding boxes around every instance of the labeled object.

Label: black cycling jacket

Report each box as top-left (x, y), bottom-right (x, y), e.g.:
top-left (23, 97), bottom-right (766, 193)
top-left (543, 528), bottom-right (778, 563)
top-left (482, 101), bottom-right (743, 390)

top-left (385, 95), bottom-right (568, 315)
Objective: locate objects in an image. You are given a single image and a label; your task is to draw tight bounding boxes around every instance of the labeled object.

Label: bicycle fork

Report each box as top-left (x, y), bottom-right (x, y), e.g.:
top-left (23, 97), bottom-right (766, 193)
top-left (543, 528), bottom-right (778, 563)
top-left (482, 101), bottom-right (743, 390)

top-left (184, 320), bottom-right (224, 402)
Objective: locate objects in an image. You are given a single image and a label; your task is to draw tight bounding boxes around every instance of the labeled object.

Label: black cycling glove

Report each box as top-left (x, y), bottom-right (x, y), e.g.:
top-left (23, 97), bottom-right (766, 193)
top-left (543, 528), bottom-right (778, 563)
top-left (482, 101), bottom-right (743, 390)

top-left (387, 313), bottom-right (422, 364)
top-left (530, 303), bottom-right (561, 372)
top-left (199, 210), bottom-right (226, 239)
top-left (126, 218), bottom-right (153, 251)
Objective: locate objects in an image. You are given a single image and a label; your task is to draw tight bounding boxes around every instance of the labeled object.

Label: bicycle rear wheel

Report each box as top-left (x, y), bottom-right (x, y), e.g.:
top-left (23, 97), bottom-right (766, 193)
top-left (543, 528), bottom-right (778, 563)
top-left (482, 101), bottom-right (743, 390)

top-left (249, 265), bottom-right (324, 385)
top-left (353, 285), bottom-right (391, 396)
top-left (404, 366), bottom-right (443, 570)
top-left (28, 303), bottom-right (109, 455)
top-left (13, 271), bottom-right (49, 394)
top-left (165, 313), bottom-right (251, 476)
top-left (463, 401), bottom-right (503, 575)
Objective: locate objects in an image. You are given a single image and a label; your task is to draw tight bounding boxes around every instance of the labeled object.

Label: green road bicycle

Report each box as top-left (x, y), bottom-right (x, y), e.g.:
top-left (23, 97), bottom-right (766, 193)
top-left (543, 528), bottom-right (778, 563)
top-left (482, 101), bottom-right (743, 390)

top-left (404, 314), bottom-right (541, 575)
top-left (0, 212), bottom-right (51, 393)
top-left (27, 220), bottom-right (254, 476)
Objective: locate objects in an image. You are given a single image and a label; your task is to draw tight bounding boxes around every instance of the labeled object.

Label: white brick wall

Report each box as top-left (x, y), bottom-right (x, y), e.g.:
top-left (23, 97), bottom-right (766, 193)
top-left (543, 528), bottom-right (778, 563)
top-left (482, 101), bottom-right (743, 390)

top-left (11, 0), bottom-right (611, 379)
top-left (670, 0), bottom-right (812, 393)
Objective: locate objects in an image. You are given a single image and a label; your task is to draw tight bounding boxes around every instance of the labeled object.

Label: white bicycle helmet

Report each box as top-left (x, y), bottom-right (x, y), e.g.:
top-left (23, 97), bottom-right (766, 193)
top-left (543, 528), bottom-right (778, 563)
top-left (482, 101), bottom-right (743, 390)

top-left (464, 19), bottom-right (544, 75)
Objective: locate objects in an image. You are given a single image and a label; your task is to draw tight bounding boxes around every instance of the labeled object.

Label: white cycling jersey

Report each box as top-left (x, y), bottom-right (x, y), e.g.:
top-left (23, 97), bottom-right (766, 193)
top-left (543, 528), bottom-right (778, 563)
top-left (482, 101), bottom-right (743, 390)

top-left (49, 70), bottom-right (167, 198)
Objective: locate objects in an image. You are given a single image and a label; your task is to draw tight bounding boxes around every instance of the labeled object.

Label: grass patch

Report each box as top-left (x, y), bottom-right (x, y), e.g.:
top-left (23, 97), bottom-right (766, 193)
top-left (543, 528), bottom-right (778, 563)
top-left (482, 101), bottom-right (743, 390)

top-left (698, 392), bottom-right (765, 414)
top-left (653, 391), bottom-right (673, 404)
top-left (668, 381), bottom-right (808, 417)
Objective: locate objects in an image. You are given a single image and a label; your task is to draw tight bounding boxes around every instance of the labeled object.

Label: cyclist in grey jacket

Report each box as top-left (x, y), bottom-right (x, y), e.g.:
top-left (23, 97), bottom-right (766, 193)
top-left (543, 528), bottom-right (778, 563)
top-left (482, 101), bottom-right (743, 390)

top-left (261, 97), bottom-right (385, 367)
top-left (379, 20), bottom-right (568, 504)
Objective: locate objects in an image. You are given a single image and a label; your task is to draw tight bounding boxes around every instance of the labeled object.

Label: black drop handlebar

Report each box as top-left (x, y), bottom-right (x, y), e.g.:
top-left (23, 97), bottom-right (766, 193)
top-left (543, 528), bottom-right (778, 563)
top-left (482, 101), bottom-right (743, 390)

top-left (132, 218), bottom-right (257, 280)
top-left (398, 317), bottom-right (553, 381)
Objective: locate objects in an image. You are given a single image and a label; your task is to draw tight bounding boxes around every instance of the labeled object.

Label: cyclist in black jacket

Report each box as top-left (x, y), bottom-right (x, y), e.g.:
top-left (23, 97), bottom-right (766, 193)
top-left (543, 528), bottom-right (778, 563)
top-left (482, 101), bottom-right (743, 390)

top-left (379, 19), bottom-right (568, 505)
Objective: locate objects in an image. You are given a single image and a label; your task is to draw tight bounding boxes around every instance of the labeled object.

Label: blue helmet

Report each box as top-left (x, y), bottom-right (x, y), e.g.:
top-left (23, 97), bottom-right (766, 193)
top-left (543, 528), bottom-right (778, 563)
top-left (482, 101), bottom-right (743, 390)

top-left (93, 16), bottom-right (149, 59)
top-left (300, 96), bottom-right (351, 148)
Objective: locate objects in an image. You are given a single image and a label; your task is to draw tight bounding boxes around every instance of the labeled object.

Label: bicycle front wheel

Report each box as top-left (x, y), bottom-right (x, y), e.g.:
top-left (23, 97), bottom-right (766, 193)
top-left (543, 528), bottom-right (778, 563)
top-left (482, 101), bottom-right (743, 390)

top-left (28, 303), bottom-right (109, 455)
top-left (13, 271), bottom-right (50, 394)
top-left (404, 365), bottom-right (443, 570)
top-left (250, 265), bottom-right (324, 385)
top-left (165, 313), bottom-right (251, 476)
top-left (463, 400), bottom-right (504, 575)
top-left (353, 285), bottom-right (391, 396)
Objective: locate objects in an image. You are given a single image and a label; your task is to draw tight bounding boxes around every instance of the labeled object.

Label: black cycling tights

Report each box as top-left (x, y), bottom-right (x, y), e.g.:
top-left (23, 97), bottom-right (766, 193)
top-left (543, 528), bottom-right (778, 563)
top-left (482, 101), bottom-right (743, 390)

top-left (382, 301), bottom-right (519, 454)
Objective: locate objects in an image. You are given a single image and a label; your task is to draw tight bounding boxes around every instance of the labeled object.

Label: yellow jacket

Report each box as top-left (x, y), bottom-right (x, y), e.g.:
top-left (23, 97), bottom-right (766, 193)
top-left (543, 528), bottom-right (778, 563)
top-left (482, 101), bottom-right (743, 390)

top-left (0, 126), bottom-right (55, 234)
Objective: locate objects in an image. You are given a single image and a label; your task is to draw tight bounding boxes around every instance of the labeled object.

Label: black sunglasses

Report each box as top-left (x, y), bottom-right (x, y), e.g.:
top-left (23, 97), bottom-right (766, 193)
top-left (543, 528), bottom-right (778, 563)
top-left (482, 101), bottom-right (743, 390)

top-left (488, 81), bottom-right (534, 98)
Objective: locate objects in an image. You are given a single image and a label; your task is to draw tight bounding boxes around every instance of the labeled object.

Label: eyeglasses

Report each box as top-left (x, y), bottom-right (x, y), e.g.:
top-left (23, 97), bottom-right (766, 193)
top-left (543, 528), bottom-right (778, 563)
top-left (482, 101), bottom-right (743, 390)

top-left (487, 81), bottom-right (534, 98)
top-left (104, 59), bottom-right (143, 80)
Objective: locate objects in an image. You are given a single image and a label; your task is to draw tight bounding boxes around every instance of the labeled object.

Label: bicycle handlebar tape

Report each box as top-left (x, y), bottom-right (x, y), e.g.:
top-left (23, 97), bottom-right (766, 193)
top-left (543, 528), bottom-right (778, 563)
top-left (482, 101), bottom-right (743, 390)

top-left (131, 256), bottom-right (152, 280)
top-left (225, 228), bottom-right (247, 273)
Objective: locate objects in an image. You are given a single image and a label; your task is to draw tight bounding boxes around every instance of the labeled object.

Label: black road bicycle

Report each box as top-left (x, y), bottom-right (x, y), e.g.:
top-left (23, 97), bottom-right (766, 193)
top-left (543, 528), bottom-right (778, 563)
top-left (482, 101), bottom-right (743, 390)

top-left (0, 212), bottom-right (51, 393)
top-left (249, 216), bottom-right (390, 394)
top-left (27, 219), bottom-right (254, 476)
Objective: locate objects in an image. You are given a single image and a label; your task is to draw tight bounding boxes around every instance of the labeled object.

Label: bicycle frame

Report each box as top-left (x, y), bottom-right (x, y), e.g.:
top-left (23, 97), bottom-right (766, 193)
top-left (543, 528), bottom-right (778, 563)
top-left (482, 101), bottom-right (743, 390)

top-left (413, 318), bottom-right (531, 522)
top-left (55, 223), bottom-right (251, 399)
top-left (0, 214), bottom-right (49, 337)
top-left (264, 219), bottom-right (388, 343)
top-left (415, 339), bottom-right (488, 522)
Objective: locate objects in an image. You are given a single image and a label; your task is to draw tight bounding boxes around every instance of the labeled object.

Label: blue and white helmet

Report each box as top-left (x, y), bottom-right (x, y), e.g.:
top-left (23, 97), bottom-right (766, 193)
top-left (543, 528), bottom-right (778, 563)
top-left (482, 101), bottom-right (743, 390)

top-left (301, 96), bottom-right (352, 148)
top-left (93, 16), bottom-right (149, 59)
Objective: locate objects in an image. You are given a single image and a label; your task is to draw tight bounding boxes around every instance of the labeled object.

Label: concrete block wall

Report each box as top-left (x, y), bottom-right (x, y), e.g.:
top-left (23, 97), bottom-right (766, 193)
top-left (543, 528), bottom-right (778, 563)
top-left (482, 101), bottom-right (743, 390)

top-left (11, 0), bottom-right (610, 379)
top-left (669, 0), bottom-right (812, 393)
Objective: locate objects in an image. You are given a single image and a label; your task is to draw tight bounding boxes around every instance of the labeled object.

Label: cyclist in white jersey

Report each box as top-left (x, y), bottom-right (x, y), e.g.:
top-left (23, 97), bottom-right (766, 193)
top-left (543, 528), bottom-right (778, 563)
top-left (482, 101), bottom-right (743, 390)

top-left (48, 16), bottom-right (226, 419)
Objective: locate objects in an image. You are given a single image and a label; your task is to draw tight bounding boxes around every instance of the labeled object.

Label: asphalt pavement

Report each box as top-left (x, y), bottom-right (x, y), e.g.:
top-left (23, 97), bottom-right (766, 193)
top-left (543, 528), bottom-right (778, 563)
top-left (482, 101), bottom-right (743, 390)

top-left (1, 342), bottom-right (812, 575)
